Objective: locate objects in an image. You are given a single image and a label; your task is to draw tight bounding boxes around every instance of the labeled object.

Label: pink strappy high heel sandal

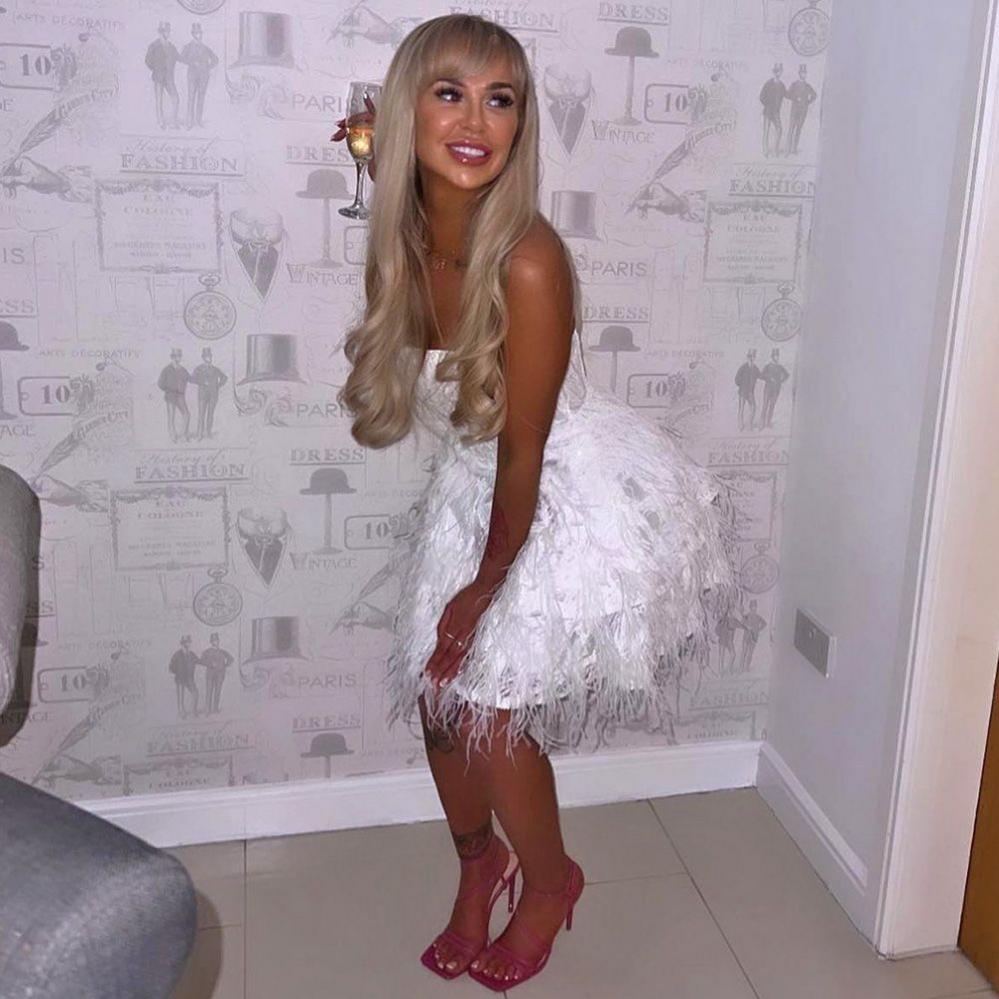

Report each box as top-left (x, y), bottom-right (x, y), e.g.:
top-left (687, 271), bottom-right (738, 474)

top-left (420, 833), bottom-right (521, 980)
top-left (468, 856), bottom-right (585, 992)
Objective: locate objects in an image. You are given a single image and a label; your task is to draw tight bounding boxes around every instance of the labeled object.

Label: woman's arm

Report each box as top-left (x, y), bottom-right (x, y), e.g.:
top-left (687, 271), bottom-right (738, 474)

top-left (472, 233), bottom-right (574, 595)
top-left (422, 229), bottom-right (575, 691)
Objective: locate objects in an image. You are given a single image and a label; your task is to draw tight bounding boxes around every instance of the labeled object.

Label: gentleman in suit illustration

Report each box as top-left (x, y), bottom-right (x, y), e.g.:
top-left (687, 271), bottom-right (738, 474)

top-left (169, 634), bottom-right (200, 718)
top-left (158, 348), bottom-right (191, 442)
top-left (145, 21), bottom-right (180, 130)
top-left (759, 348), bottom-right (790, 429)
top-left (759, 62), bottom-right (787, 157)
top-left (180, 22), bottom-right (218, 129)
top-left (200, 632), bottom-right (234, 714)
top-left (735, 349), bottom-right (761, 431)
top-left (786, 64), bottom-right (817, 155)
top-left (191, 347), bottom-right (227, 439)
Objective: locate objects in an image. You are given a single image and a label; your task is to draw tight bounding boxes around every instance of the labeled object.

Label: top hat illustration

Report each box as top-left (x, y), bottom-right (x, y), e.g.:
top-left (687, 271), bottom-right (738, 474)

top-left (239, 333), bottom-right (304, 384)
top-left (605, 26), bottom-right (659, 58)
top-left (232, 11), bottom-right (295, 69)
top-left (550, 191), bottom-right (599, 240)
top-left (0, 322), bottom-right (29, 351)
top-left (244, 615), bottom-right (306, 662)
top-left (300, 467), bottom-right (356, 496)
top-left (591, 326), bottom-right (641, 353)
top-left (296, 169), bottom-right (351, 200)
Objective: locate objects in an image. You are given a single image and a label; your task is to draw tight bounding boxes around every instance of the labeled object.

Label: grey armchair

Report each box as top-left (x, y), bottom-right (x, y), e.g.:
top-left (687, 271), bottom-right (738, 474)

top-left (0, 465), bottom-right (198, 998)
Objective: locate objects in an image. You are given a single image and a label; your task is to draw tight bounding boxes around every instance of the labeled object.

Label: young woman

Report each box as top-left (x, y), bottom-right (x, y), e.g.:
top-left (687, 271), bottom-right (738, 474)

top-left (333, 14), bottom-right (740, 990)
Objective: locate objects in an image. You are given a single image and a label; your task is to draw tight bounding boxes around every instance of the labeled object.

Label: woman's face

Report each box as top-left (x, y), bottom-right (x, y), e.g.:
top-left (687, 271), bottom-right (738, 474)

top-left (414, 53), bottom-right (520, 195)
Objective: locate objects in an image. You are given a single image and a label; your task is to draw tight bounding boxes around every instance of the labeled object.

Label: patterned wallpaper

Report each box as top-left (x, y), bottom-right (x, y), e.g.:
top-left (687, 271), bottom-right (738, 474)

top-left (0, 0), bottom-right (831, 801)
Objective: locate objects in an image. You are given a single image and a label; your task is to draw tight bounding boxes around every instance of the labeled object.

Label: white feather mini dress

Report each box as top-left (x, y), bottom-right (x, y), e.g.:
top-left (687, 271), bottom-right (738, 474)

top-left (384, 329), bottom-right (742, 758)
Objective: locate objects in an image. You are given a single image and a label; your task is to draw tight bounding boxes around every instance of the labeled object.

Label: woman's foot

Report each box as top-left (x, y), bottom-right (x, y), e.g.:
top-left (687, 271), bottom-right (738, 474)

top-left (470, 854), bottom-right (576, 985)
top-left (430, 833), bottom-right (511, 975)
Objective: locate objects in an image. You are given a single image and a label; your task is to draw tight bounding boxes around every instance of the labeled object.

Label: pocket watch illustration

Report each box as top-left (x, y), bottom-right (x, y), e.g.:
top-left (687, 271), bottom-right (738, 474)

top-left (788, 1), bottom-right (830, 57)
top-left (761, 284), bottom-right (802, 342)
top-left (184, 273), bottom-right (237, 341)
top-left (193, 566), bottom-right (243, 626)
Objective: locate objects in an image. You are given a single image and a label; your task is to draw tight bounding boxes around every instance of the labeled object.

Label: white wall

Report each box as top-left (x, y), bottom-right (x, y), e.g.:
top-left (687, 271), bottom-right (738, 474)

top-left (0, 4), bottom-right (831, 808)
top-left (759, 0), bottom-right (991, 942)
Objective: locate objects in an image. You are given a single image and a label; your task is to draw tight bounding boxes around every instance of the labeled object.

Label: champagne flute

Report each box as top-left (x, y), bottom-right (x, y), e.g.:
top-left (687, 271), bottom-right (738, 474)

top-left (337, 81), bottom-right (380, 219)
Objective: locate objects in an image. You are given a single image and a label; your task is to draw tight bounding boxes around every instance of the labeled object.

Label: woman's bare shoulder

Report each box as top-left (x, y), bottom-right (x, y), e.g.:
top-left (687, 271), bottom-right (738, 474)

top-left (508, 215), bottom-right (570, 280)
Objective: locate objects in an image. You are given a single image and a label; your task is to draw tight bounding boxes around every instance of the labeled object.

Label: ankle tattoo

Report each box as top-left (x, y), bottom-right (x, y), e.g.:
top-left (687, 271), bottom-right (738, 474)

top-left (453, 819), bottom-right (494, 860)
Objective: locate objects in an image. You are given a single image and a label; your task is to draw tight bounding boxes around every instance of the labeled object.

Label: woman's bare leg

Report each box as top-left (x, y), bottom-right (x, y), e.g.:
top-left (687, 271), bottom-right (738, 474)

top-left (470, 709), bottom-right (575, 984)
top-left (418, 694), bottom-right (511, 975)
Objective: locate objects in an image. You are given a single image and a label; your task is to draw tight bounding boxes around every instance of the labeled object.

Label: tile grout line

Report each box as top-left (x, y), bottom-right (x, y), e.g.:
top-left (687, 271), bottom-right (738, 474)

top-left (242, 838), bottom-right (247, 999)
top-left (644, 798), bottom-right (763, 999)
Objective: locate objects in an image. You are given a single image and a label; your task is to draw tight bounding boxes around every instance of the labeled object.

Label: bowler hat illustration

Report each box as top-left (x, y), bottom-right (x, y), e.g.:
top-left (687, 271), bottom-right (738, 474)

top-left (239, 333), bottom-right (304, 384)
top-left (301, 467), bottom-right (355, 553)
top-left (591, 325), bottom-right (641, 353)
top-left (232, 11), bottom-right (294, 68)
top-left (244, 615), bottom-right (306, 662)
top-left (550, 191), bottom-right (599, 240)
top-left (301, 732), bottom-right (353, 758)
top-left (296, 169), bottom-right (351, 200)
top-left (605, 26), bottom-right (659, 58)
top-left (301, 731), bottom-right (353, 777)
top-left (0, 322), bottom-right (29, 351)
top-left (300, 467), bottom-right (356, 496)
top-left (590, 325), bottom-right (641, 394)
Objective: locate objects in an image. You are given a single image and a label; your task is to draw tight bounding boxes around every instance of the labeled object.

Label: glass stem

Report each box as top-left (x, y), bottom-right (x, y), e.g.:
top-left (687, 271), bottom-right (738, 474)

top-left (352, 161), bottom-right (366, 209)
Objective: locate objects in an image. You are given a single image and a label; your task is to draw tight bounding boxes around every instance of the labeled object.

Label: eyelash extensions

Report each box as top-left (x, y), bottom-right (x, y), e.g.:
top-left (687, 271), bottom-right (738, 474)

top-left (433, 85), bottom-right (515, 109)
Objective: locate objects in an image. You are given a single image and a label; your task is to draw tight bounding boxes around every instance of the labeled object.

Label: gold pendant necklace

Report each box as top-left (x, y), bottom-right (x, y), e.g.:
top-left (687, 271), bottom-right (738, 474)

top-left (425, 245), bottom-right (466, 270)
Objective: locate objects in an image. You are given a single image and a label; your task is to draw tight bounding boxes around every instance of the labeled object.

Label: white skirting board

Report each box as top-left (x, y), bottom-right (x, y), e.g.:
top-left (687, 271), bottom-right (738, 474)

top-left (78, 739), bottom-right (761, 850)
top-left (756, 741), bottom-right (871, 940)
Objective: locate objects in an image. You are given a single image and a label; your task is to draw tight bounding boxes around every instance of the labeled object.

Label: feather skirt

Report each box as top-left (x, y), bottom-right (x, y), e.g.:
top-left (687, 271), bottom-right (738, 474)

top-left (382, 335), bottom-right (743, 760)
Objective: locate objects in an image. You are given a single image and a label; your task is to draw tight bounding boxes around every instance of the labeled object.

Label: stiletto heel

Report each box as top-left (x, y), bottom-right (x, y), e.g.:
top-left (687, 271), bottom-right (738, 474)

top-left (507, 866), bottom-right (517, 912)
top-left (468, 857), bottom-right (585, 992)
top-left (420, 832), bottom-right (521, 980)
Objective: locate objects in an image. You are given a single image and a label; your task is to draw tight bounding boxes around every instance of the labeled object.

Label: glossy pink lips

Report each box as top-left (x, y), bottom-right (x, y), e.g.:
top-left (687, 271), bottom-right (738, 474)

top-left (445, 142), bottom-right (492, 166)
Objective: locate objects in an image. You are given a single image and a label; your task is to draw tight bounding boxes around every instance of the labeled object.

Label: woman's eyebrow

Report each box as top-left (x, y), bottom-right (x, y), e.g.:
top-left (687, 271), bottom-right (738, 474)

top-left (434, 76), bottom-right (516, 91)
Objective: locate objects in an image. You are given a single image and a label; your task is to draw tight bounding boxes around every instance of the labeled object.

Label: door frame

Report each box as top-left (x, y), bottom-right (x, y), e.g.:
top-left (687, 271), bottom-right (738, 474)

top-left (876, 0), bottom-right (999, 956)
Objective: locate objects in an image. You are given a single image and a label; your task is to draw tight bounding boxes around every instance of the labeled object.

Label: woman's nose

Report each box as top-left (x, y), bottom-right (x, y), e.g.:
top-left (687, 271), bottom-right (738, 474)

top-left (461, 99), bottom-right (485, 131)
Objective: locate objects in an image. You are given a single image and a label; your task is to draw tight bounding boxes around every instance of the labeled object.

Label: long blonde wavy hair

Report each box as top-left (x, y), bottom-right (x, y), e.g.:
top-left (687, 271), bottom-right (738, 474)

top-left (337, 13), bottom-right (581, 448)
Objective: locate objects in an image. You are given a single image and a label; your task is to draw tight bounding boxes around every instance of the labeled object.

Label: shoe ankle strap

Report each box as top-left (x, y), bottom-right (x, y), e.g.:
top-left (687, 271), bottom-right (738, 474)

top-left (522, 858), bottom-right (577, 899)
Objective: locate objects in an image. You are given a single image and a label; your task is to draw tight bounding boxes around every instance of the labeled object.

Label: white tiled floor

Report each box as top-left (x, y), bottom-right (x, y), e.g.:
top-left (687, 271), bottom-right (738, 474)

top-left (166, 788), bottom-right (996, 999)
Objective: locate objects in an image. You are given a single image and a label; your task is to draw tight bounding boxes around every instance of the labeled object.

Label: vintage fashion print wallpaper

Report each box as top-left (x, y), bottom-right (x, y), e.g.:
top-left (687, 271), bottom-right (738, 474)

top-left (0, 0), bottom-right (831, 800)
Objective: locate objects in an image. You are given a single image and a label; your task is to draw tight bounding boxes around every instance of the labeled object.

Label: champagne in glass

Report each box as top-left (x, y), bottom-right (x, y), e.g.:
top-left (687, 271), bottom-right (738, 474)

top-left (339, 81), bottom-right (380, 220)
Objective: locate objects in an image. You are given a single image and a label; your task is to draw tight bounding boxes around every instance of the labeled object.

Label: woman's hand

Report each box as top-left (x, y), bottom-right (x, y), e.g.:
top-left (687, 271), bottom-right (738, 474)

top-left (330, 92), bottom-right (378, 181)
top-left (423, 578), bottom-right (497, 694)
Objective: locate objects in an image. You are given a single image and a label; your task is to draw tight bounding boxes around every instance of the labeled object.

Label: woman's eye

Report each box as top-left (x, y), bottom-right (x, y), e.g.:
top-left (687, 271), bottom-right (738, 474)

top-left (433, 86), bottom-right (515, 109)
